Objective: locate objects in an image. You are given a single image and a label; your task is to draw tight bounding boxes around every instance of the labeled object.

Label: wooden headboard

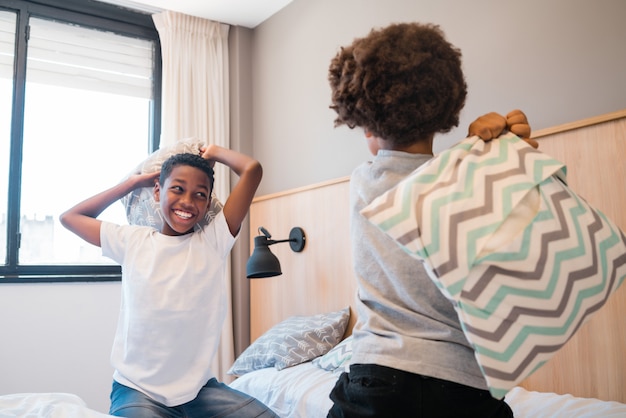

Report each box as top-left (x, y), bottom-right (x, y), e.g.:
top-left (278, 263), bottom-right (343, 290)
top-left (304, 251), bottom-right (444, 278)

top-left (248, 109), bottom-right (626, 403)
top-left (248, 177), bottom-right (356, 339)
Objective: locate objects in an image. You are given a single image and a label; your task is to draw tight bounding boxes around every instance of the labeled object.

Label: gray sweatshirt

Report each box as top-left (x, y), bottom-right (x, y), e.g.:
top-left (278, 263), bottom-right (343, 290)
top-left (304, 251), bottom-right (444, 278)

top-left (349, 149), bottom-right (488, 390)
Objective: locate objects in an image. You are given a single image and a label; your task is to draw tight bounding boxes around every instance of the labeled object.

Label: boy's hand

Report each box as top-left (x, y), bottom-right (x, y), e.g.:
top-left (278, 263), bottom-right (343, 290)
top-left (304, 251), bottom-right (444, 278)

top-left (199, 145), bottom-right (218, 169)
top-left (132, 171), bottom-right (160, 189)
top-left (467, 112), bottom-right (507, 141)
top-left (506, 109), bottom-right (538, 148)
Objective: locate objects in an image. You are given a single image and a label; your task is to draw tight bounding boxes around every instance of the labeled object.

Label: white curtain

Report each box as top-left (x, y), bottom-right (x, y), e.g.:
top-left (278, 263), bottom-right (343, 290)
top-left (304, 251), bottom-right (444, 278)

top-left (153, 11), bottom-right (234, 382)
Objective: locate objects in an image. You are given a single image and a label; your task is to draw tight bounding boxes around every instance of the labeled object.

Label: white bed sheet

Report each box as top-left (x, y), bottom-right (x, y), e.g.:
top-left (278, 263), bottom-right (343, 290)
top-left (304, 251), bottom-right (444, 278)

top-left (0, 393), bottom-right (114, 418)
top-left (231, 362), bottom-right (335, 418)
top-left (230, 362), bottom-right (626, 418)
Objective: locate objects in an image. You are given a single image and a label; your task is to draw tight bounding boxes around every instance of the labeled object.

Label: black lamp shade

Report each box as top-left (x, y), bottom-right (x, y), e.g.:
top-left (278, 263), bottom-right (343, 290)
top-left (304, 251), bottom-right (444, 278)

top-left (246, 236), bottom-right (282, 278)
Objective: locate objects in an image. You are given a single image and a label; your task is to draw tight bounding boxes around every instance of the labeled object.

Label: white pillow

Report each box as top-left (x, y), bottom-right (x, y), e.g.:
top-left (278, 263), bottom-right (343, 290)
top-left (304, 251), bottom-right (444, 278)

top-left (120, 137), bottom-right (222, 229)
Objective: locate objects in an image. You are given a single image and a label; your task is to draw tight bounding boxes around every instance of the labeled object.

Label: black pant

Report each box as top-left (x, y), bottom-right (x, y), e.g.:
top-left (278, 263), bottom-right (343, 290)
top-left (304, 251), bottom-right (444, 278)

top-left (328, 364), bottom-right (514, 418)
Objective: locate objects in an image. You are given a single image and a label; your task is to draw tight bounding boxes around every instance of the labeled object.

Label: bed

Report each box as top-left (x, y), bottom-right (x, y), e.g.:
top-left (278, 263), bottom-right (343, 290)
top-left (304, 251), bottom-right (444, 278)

top-left (229, 109), bottom-right (626, 417)
top-left (0, 392), bottom-right (115, 417)
top-left (231, 351), bottom-right (626, 418)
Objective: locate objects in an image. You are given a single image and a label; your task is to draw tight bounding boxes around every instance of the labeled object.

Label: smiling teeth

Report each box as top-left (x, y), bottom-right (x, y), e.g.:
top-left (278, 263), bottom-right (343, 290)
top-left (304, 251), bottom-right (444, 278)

top-left (174, 210), bottom-right (193, 219)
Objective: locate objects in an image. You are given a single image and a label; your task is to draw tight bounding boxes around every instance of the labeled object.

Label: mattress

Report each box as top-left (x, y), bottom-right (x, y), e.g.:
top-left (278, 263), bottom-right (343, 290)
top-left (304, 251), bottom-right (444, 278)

top-left (230, 361), bottom-right (626, 418)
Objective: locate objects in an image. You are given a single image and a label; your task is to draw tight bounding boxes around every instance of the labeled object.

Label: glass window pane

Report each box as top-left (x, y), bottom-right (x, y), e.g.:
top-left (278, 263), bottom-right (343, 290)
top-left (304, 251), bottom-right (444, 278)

top-left (19, 18), bottom-right (154, 265)
top-left (0, 11), bottom-right (16, 266)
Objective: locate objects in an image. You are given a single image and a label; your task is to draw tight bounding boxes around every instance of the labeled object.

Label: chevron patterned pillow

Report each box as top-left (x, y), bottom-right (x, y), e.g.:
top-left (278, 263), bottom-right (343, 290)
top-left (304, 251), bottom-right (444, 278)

top-left (313, 335), bottom-right (352, 373)
top-left (227, 307), bottom-right (350, 376)
top-left (362, 133), bottom-right (626, 399)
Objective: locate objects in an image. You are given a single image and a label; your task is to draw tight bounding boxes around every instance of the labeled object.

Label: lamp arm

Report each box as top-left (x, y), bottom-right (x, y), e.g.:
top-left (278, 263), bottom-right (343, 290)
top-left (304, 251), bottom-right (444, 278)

top-left (272, 227), bottom-right (306, 252)
top-left (266, 238), bottom-right (293, 246)
top-left (254, 226), bottom-right (306, 252)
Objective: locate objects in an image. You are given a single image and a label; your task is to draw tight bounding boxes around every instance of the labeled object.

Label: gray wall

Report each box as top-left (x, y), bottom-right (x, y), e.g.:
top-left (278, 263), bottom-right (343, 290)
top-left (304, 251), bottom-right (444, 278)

top-left (249, 0), bottom-right (626, 196)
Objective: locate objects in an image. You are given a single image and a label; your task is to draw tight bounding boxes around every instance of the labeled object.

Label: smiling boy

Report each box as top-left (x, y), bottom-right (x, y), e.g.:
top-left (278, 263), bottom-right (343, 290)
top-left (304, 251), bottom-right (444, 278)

top-left (60, 145), bottom-right (277, 417)
top-left (156, 153), bottom-right (216, 235)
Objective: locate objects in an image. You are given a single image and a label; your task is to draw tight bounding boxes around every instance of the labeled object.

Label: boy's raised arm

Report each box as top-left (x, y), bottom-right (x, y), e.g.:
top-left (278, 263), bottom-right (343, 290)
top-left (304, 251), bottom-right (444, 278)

top-left (60, 172), bottom-right (160, 247)
top-left (201, 145), bottom-right (262, 237)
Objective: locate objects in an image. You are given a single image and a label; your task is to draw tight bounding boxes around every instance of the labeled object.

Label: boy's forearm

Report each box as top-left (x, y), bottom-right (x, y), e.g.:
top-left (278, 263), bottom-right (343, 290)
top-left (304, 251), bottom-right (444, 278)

top-left (201, 144), bottom-right (259, 177)
top-left (204, 145), bottom-right (263, 200)
top-left (65, 176), bottom-right (145, 219)
top-left (61, 172), bottom-right (158, 247)
top-left (60, 176), bottom-right (145, 247)
top-left (201, 145), bottom-right (262, 236)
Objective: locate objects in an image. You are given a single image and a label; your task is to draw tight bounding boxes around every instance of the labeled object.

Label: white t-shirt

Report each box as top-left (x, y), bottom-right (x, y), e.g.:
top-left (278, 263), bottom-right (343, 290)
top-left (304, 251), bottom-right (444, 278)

top-left (101, 211), bottom-right (236, 406)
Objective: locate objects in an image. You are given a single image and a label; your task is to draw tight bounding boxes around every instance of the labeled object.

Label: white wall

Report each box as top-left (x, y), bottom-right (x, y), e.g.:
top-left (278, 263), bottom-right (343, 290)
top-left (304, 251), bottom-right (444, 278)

top-left (0, 282), bottom-right (120, 413)
top-left (251, 0), bottom-right (626, 195)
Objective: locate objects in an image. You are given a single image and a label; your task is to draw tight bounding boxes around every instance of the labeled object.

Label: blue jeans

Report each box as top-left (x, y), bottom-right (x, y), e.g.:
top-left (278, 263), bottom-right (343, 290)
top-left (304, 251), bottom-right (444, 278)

top-left (109, 379), bottom-right (278, 418)
top-left (328, 364), bottom-right (513, 418)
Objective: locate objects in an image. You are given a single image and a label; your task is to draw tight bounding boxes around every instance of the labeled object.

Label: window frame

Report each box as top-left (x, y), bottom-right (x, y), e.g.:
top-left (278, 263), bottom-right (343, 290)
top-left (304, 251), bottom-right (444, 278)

top-left (0, 0), bottom-right (162, 283)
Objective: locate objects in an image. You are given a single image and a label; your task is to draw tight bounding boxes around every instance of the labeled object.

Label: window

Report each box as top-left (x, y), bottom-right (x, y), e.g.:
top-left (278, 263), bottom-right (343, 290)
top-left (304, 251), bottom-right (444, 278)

top-left (1, 0), bottom-right (161, 282)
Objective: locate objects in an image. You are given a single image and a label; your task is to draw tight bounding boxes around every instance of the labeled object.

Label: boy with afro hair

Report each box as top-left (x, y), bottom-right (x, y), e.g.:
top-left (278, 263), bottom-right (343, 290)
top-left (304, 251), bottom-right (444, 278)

top-left (326, 22), bottom-right (532, 417)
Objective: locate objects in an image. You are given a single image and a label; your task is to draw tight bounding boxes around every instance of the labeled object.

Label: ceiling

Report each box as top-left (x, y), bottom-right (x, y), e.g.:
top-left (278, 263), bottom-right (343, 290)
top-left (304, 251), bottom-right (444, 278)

top-left (98, 0), bottom-right (294, 28)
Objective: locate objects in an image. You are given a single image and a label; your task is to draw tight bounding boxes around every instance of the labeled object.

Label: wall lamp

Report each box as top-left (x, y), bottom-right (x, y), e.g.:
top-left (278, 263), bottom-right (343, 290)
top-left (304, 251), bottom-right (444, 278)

top-left (246, 226), bottom-right (306, 278)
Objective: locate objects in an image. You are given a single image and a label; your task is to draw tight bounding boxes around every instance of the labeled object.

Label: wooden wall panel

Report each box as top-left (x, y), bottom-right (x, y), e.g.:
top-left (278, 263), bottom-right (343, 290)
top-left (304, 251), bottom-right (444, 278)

top-left (249, 178), bottom-right (356, 342)
top-left (518, 112), bottom-right (626, 402)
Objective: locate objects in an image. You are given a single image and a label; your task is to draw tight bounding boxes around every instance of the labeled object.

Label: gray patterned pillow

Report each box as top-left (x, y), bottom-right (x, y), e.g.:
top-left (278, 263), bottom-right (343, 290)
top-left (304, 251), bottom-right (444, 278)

top-left (227, 307), bottom-right (350, 376)
top-left (120, 137), bottom-right (222, 229)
